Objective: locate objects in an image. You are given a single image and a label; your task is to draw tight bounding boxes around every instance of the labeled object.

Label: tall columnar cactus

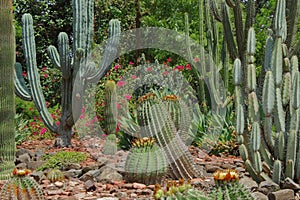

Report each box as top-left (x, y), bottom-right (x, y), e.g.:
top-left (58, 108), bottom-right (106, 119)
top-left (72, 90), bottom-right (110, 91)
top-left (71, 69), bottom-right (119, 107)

top-left (0, 0), bottom-right (16, 180)
top-left (0, 169), bottom-right (44, 200)
top-left (104, 80), bottom-right (117, 135)
top-left (124, 137), bottom-right (168, 185)
top-left (235, 0), bottom-right (300, 184)
top-left (102, 133), bottom-right (117, 155)
top-left (14, 0), bottom-right (121, 147)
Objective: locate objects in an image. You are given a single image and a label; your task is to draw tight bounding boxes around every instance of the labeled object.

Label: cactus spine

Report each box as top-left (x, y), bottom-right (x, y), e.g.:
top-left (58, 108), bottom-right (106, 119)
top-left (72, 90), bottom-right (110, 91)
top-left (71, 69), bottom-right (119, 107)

top-left (0, 169), bottom-right (44, 200)
top-left (234, 0), bottom-right (300, 184)
top-left (125, 137), bottom-right (168, 185)
top-left (0, 0), bottom-right (16, 180)
top-left (14, 0), bottom-right (121, 147)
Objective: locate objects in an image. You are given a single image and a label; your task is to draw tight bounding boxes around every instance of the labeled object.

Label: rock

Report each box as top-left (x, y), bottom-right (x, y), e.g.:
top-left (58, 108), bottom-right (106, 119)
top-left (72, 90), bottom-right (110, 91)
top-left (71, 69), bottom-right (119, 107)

top-left (74, 193), bottom-right (86, 199)
top-left (122, 183), bottom-right (133, 189)
top-left (82, 164), bottom-right (100, 174)
top-left (96, 198), bottom-right (118, 200)
top-left (282, 177), bottom-right (300, 190)
top-left (221, 163), bottom-right (234, 169)
top-left (258, 180), bottom-right (280, 195)
top-left (97, 157), bottom-right (109, 167)
top-left (54, 181), bottom-right (64, 188)
top-left (47, 189), bottom-right (64, 195)
top-left (17, 153), bottom-right (30, 164)
top-left (251, 191), bottom-right (268, 200)
top-left (97, 168), bottom-right (122, 182)
top-left (205, 164), bottom-right (222, 173)
top-left (85, 180), bottom-right (96, 191)
top-left (29, 171), bottom-right (46, 183)
top-left (132, 182), bottom-right (147, 189)
top-left (69, 180), bottom-right (80, 187)
top-left (64, 169), bottom-right (83, 178)
top-left (116, 192), bottom-right (127, 198)
top-left (16, 148), bottom-right (31, 158)
top-left (239, 176), bottom-right (258, 190)
top-left (62, 163), bottom-right (81, 170)
top-left (268, 189), bottom-right (295, 200)
top-left (15, 162), bottom-right (27, 169)
top-left (27, 161), bottom-right (46, 170)
top-left (79, 169), bottom-right (101, 182)
top-left (47, 183), bottom-right (59, 190)
top-left (235, 167), bottom-right (246, 173)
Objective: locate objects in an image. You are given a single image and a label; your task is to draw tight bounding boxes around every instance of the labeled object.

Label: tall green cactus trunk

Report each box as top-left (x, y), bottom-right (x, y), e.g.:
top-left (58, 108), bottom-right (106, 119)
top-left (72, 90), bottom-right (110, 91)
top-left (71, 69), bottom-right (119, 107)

top-left (0, 0), bottom-right (16, 179)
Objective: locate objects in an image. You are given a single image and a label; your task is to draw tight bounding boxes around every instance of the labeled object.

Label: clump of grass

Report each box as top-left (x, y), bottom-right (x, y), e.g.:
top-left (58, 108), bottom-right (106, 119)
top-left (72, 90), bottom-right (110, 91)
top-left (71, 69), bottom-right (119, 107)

top-left (37, 151), bottom-right (87, 171)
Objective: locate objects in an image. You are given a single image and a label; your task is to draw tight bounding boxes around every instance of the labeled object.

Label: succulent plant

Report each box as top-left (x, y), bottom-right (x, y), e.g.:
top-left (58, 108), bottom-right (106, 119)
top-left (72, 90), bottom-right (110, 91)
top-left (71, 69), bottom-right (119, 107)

top-left (234, 0), bottom-right (300, 185)
top-left (0, 168), bottom-right (44, 200)
top-left (104, 80), bottom-right (118, 135)
top-left (14, 0), bottom-right (121, 147)
top-left (124, 137), bottom-right (168, 185)
top-left (103, 134), bottom-right (118, 155)
top-left (46, 169), bottom-right (65, 183)
top-left (0, 0), bottom-right (16, 180)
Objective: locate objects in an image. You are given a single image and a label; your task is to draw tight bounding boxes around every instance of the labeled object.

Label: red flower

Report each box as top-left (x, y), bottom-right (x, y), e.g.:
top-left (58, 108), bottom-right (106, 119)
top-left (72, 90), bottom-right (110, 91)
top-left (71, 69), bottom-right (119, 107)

top-left (131, 75), bottom-right (137, 79)
top-left (174, 65), bottom-right (184, 71)
top-left (43, 73), bottom-right (49, 78)
top-left (124, 94), bottom-right (132, 100)
top-left (194, 57), bottom-right (200, 62)
top-left (22, 71), bottom-right (27, 77)
top-left (146, 67), bottom-right (152, 72)
top-left (40, 128), bottom-right (47, 135)
top-left (114, 64), bottom-right (121, 70)
top-left (129, 61), bottom-right (134, 65)
top-left (166, 57), bottom-right (172, 62)
top-left (185, 64), bottom-right (192, 70)
top-left (117, 80), bottom-right (126, 87)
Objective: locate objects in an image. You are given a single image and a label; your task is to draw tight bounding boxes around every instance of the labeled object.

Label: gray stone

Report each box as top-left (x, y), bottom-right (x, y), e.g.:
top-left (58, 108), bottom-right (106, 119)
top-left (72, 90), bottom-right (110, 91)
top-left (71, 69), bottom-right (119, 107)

top-left (205, 165), bottom-right (222, 173)
top-left (64, 169), bottom-right (83, 178)
top-left (258, 180), bottom-right (280, 195)
top-left (29, 171), bottom-right (46, 183)
top-left (282, 177), bottom-right (300, 190)
top-left (62, 162), bottom-right (81, 170)
top-left (116, 192), bottom-right (127, 198)
top-left (54, 181), bottom-right (64, 188)
top-left (27, 161), bottom-right (46, 170)
top-left (16, 148), bottom-right (31, 157)
top-left (239, 176), bottom-right (258, 190)
top-left (251, 191), bottom-right (268, 200)
top-left (97, 157), bottom-right (109, 167)
top-left (79, 169), bottom-right (101, 182)
top-left (15, 162), bottom-right (27, 169)
top-left (268, 189), bottom-right (295, 200)
top-left (17, 153), bottom-right (30, 164)
top-left (97, 167), bottom-right (122, 182)
top-left (82, 164), bottom-right (100, 174)
top-left (84, 180), bottom-right (96, 191)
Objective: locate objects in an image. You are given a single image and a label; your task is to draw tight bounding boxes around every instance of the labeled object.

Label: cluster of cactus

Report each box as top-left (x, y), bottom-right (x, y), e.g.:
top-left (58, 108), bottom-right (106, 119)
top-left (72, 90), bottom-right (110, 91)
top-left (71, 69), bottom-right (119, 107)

top-left (124, 137), bottom-right (168, 185)
top-left (0, 0), bottom-right (16, 180)
top-left (117, 64), bottom-right (202, 180)
top-left (234, 0), bottom-right (300, 184)
top-left (0, 169), bottom-right (44, 200)
top-left (154, 170), bottom-right (252, 200)
top-left (46, 169), bottom-right (65, 183)
top-left (102, 134), bottom-right (118, 155)
top-left (154, 179), bottom-right (207, 200)
top-left (14, 0), bottom-right (121, 147)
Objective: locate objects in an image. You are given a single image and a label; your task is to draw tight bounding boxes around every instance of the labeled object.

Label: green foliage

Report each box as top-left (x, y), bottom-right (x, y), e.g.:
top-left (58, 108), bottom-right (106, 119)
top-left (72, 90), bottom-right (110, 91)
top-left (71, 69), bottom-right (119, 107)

top-left (37, 151), bottom-right (87, 171)
top-left (15, 113), bottom-right (31, 145)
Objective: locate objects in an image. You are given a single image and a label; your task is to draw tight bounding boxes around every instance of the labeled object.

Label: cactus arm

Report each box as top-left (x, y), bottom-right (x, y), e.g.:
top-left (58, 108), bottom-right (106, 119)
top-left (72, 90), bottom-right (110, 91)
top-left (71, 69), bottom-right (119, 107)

top-left (274, 0), bottom-right (287, 41)
top-left (286, 0), bottom-right (300, 48)
top-left (47, 45), bottom-right (60, 68)
top-left (87, 19), bottom-right (121, 83)
top-left (22, 14), bottom-right (57, 132)
top-left (232, 0), bottom-right (245, 59)
top-left (209, 0), bottom-right (222, 22)
top-left (221, 2), bottom-right (238, 60)
top-left (14, 62), bottom-right (32, 101)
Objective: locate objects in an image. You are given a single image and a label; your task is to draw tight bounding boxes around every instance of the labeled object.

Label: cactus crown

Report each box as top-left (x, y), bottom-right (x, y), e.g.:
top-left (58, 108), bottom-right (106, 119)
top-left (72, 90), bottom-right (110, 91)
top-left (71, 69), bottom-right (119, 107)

top-left (131, 137), bottom-right (156, 148)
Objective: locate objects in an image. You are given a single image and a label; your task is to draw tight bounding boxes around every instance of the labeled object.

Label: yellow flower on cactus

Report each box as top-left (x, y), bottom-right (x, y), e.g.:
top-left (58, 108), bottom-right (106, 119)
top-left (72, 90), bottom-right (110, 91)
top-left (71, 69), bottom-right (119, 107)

top-left (213, 169), bottom-right (239, 182)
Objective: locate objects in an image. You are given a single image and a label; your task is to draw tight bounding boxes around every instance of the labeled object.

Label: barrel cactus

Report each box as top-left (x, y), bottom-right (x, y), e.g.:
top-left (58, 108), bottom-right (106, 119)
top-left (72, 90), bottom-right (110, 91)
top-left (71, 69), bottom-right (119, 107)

top-left (124, 137), bottom-right (168, 185)
top-left (0, 169), bottom-right (44, 200)
top-left (234, 0), bottom-right (300, 185)
top-left (46, 169), bottom-right (65, 183)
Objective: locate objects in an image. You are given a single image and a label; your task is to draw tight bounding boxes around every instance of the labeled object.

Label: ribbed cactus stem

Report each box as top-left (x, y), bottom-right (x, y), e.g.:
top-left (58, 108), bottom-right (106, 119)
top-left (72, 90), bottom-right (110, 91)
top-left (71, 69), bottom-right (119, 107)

top-left (0, 0), bottom-right (16, 180)
top-left (104, 80), bottom-right (117, 135)
top-left (274, 0), bottom-right (287, 40)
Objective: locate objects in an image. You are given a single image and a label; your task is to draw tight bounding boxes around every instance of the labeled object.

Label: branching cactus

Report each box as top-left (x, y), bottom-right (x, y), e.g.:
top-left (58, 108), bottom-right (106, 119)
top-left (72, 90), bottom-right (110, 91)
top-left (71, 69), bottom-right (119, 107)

top-left (0, 169), bottom-right (44, 200)
top-left (104, 80), bottom-right (117, 135)
top-left (234, 0), bottom-right (300, 184)
top-left (14, 0), bottom-right (121, 147)
top-left (124, 137), bottom-right (168, 185)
